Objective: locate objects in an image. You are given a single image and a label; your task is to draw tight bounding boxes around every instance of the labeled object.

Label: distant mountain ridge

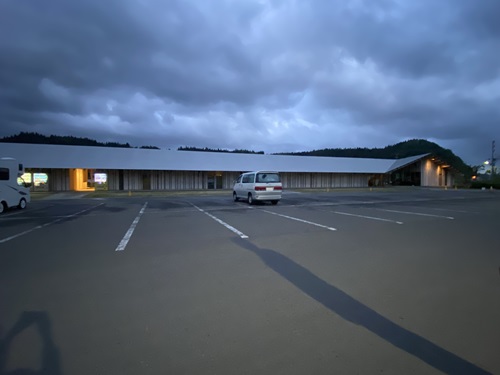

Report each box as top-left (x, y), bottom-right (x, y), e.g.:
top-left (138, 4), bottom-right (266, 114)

top-left (0, 132), bottom-right (471, 176)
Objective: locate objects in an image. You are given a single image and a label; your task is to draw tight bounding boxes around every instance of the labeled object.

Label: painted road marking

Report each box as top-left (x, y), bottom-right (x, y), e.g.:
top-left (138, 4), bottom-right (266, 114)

top-left (191, 204), bottom-right (249, 239)
top-left (262, 210), bottom-right (337, 231)
top-left (0, 204), bottom-right (104, 244)
top-left (409, 206), bottom-right (479, 214)
top-left (375, 208), bottom-right (454, 220)
top-left (333, 211), bottom-right (403, 224)
top-left (0, 204), bottom-right (60, 219)
top-left (116, 202), bottom-right (148, 251)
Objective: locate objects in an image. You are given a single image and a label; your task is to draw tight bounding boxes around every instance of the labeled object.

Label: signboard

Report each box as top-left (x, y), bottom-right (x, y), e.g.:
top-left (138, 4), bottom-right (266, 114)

top-left (94, 173), bottom-right (107, 184)
top-left (34, 173), bottom-right (48, 186)
top-left (20, 172), bottom-right (32, 184)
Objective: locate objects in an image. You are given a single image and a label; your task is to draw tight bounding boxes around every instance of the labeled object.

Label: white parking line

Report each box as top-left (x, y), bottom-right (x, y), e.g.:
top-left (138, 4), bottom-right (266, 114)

top-left (415, 207), bottom-right (479, 214)
top-left (191, 204), bottom-right (249, 239)
top-left (0, 204), bottom-right (56, 217)
top-left (0, 204), bottom-right (104, 244)
top-left (375, 208), bottom-right (454, 220)
top-left (333, 211), bottom-right (403, 224)
top-left (262, 210), bottom-right (337, 231)
top-left (116, 202), bottom-right (148, 251)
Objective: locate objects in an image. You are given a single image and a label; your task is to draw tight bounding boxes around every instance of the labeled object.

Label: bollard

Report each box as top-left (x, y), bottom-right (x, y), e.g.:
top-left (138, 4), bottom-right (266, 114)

top-left (128, 190), bottom-right (131, 197)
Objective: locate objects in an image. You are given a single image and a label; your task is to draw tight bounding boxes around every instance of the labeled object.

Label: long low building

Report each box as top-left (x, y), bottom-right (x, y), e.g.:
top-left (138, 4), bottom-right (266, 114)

top-left (0, 143), bottom-right (456, 192)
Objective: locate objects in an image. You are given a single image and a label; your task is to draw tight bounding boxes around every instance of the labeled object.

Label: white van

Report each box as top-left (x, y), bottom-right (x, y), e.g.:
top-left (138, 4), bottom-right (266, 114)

top-left (233, 171), bottom-right (282, 205)
top-left (0, 157), bottom-right (31, 214)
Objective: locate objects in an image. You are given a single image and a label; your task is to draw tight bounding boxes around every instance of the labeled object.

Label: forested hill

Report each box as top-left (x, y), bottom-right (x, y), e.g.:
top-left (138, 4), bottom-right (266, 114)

top-left (0, 132), bottom-right (159, 149)
top-left (278, 139), bottom-right (472, 176)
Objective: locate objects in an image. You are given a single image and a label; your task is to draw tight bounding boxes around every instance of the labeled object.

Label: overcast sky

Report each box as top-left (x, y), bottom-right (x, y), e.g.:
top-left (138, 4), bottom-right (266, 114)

top-left (1, 0), bottom-right (499, 165)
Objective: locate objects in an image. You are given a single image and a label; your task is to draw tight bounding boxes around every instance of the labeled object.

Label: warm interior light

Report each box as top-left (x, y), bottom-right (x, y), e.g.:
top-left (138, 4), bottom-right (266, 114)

top-left (73, 169), bottom-right (95, 191)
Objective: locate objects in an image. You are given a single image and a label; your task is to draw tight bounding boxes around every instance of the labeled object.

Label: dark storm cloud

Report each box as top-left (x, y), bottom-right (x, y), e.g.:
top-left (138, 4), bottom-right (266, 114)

top-left (0, 0), bottom-right (499, 164)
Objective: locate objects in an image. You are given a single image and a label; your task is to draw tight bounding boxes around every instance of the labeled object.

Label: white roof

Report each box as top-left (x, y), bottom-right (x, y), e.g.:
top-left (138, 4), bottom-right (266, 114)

top-left (387, 153), bottom-right (430, 172)
top-left (0, 143), bottom-right (428, 174)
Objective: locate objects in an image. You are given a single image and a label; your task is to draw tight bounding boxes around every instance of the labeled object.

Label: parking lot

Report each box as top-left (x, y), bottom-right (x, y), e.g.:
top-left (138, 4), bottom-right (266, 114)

top-left (1, 188), bottom-right (499, 374)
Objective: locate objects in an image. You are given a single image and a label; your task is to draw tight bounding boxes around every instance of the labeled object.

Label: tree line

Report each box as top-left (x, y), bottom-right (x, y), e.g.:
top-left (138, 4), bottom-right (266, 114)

top-left (0, 132), bottom-right (160, 149)
top-left (178, 146), bottom-right (264, 154)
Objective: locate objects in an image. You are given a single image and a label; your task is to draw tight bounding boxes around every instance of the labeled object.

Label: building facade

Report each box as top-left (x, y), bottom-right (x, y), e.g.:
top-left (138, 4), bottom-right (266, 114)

top-left (0, 143), bottom-right (456, 192)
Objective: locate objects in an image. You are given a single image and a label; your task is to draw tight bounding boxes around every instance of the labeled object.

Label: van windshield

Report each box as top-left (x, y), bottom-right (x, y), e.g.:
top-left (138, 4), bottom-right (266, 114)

top-left (256, 173), bottom-right (280, 183)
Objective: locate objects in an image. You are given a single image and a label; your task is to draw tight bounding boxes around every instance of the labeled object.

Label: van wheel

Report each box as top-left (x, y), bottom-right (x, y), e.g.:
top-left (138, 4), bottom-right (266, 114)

top-left (18, 198), bottom-right (27, 209)
top-left (248, 194), bottom-right (254, 205)
top-left (233, 192), bottom-right (239, 202)
top-left (0, 202), bottom-right (6, 214)
top-left (271, 200), bottom-right (278, 205)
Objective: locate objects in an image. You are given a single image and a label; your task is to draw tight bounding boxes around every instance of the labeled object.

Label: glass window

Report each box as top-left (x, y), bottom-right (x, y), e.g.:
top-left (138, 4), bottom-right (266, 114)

top-left (94, 173), bottom-right (107, 184)
top-left (20, 173), bottom-right (32, 184)
top-left (18, 173), bottom-right (32, 187)
top-left (94, 173), bottom-right (108, 190)
top-left (242, 174), bottom-right (255, 183)
top-left (34, 173), bottom-right (48, 187)
top-left (0, 168), bottom-right (9, 181)
top-left (257, 173), bottom-right (280, 183)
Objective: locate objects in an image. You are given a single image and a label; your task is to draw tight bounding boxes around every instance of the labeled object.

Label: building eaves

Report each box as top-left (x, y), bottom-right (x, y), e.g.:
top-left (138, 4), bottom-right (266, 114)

top-left (386, 154), bottom-right (430, 173)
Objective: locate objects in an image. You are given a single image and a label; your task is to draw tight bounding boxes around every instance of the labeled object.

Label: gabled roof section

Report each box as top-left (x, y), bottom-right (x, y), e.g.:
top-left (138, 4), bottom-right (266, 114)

top-left (386, 153), bottom-right (430, 173)
top-left (1, 143), bottom-right (399, 174)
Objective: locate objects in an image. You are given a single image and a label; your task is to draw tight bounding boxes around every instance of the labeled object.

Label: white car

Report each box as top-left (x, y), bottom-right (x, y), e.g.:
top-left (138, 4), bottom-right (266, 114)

top-left (233, 171), bottom-right (282, 205)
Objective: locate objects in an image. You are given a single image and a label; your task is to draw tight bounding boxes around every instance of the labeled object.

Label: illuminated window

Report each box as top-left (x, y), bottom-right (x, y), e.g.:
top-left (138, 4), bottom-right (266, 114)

top-left (34, 173), bottom-right (48, 186)
top-left (17, 173), bottom-right (31, 186)
top-left (94, 173), bottom-right (107, 184)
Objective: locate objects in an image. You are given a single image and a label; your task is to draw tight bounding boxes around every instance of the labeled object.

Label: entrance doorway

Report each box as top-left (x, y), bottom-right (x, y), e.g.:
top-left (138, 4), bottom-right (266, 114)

top-left (143, 173), bottom-right (151, 190)
top-left (70, 169), bottom-right (95, 191)
top-left (208, 172), bottom-right (223, 189)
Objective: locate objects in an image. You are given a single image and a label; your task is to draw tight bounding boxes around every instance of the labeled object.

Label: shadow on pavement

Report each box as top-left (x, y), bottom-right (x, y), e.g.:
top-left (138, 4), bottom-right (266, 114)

top-left (0, 311), bottom-right (62, 375)
top-left (234, 238), bottom-right (491, 375)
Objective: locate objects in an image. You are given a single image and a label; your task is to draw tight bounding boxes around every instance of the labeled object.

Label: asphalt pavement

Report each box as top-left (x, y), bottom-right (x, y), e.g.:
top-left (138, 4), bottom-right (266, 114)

top-left (1, 188), bottom-right (499, 374)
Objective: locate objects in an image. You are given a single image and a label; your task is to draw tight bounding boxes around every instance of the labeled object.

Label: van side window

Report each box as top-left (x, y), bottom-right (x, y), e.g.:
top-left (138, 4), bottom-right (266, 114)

top-left (242, 175), bottom-right (251, 183)
top-left (236, 175), bottom-right (242, 183)
top-left (0, 168), bottom-right (9, 181)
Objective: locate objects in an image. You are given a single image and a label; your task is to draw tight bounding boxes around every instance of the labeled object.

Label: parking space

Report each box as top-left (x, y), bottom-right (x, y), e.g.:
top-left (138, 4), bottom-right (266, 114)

top-left (0, 188), bottom-right (499, 374)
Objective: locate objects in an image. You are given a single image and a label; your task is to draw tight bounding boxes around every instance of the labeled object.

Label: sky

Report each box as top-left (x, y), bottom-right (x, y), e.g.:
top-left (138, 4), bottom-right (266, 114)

top-left (1, 0), bottom-right (499, 166)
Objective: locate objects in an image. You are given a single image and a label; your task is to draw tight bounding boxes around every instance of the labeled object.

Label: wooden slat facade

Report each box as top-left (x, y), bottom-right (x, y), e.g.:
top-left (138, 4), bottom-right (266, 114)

top-left (27, 169), bottom-right (390, 191)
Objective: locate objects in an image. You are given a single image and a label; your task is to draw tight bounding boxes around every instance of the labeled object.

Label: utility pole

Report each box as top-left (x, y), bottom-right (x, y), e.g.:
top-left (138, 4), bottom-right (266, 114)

top-left (492, 140), bottom-right (496, 180)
